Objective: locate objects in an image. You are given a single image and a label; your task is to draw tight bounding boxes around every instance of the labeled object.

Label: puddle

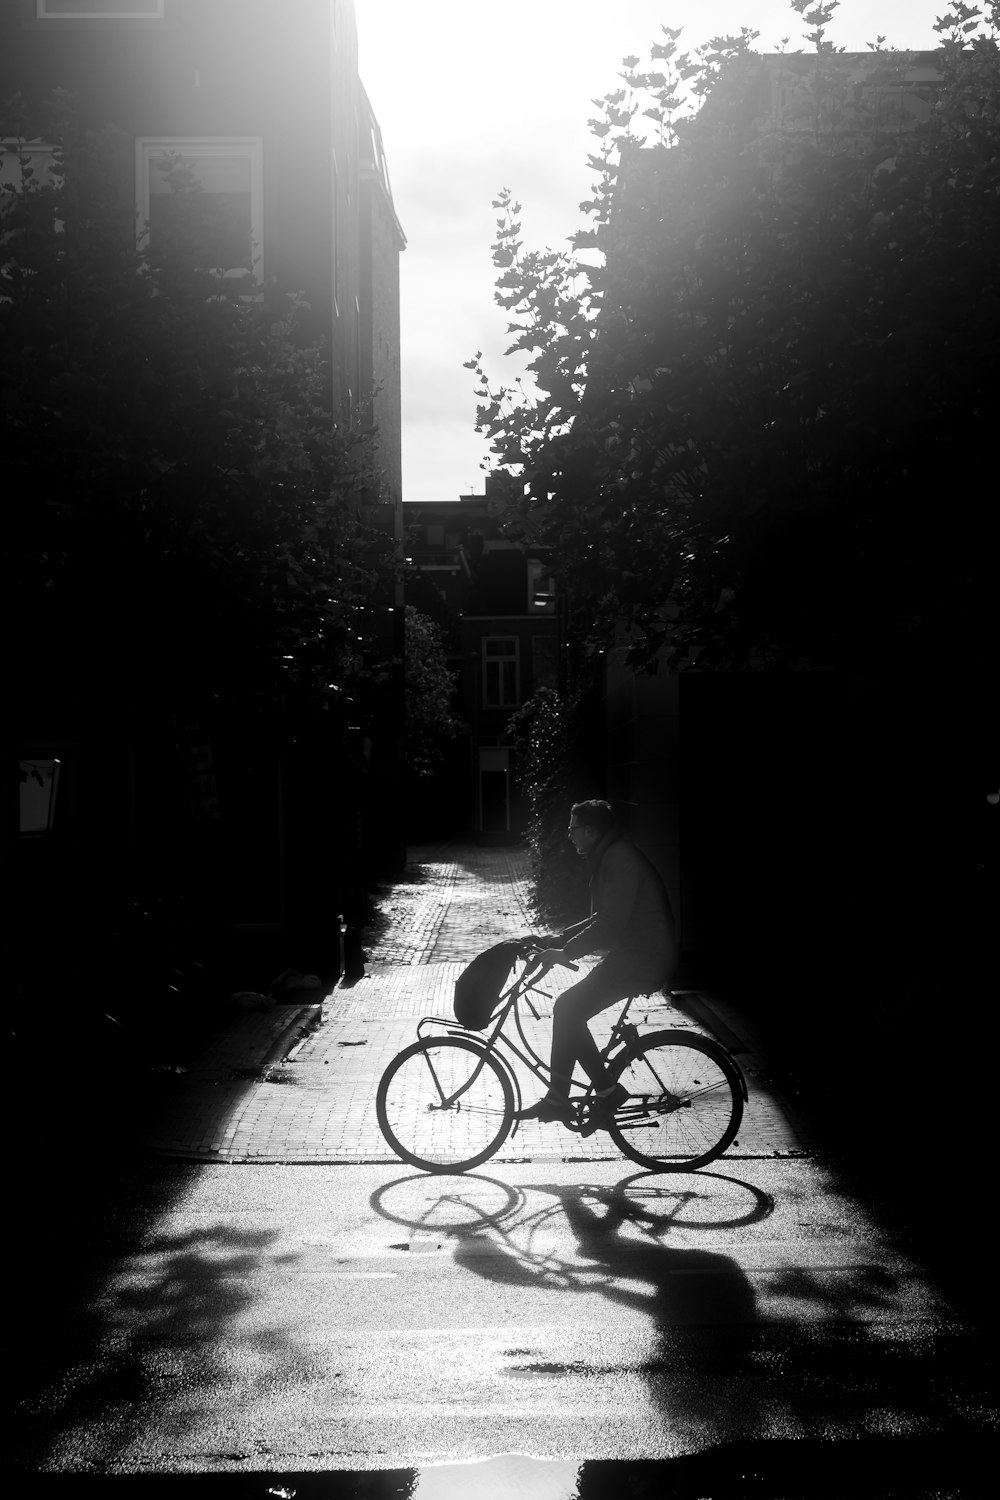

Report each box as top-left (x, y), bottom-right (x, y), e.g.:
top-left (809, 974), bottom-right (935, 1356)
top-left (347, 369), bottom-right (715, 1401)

top-left (12, 1441), bottom-right (986, 1497)
top-left (506, 1361), bottom-right (592, 1378)
top-left (410, 1454), bottom-right (581, 1496)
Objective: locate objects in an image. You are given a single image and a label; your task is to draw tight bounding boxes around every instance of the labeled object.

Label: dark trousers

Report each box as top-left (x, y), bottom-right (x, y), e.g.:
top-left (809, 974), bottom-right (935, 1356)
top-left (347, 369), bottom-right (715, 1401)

top-left (548, 950), bottom-right (673, 1101)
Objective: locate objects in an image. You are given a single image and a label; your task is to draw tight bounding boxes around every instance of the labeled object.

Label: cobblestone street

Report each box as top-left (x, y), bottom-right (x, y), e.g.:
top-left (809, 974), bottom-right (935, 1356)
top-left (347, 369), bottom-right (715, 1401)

top-left (361, 843), bottom-right (536, 965)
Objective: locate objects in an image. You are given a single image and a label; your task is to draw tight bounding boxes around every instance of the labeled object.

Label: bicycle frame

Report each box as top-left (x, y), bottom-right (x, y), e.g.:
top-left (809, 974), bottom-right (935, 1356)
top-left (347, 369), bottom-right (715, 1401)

top-left (380, 955), bottom-right (751, 1172)
top-left (415, 959), bottom-right (647, 1134)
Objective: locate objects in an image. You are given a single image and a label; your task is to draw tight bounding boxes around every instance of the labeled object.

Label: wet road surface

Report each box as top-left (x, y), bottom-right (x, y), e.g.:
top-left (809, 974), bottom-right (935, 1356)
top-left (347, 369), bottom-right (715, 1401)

top-left (12, 1154), bottom-right (995, 1495)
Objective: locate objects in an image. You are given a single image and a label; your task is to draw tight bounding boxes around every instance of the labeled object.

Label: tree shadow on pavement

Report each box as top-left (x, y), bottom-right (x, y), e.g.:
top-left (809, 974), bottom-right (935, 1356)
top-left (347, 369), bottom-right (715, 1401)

top-left (12, 1173), bottom-right (308, 1475)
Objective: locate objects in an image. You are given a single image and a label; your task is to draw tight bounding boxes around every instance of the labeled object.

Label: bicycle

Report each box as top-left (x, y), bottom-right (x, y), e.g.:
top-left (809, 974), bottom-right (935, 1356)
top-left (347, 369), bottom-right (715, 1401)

top-left (376, 945), bottom-right (748, 1175)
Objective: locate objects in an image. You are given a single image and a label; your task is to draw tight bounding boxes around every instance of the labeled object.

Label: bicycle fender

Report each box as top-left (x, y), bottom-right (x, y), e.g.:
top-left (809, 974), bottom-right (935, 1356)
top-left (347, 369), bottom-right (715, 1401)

top-left (417, 1015), bottom-right (475, 1041)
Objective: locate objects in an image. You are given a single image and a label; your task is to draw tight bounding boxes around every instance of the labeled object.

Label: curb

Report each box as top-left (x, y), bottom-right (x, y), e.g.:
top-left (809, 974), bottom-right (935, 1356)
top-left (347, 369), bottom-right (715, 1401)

top-left (138, 998), bottom-right (326, 1162)
top-left (258, 1000), bottom-right (325, 1068)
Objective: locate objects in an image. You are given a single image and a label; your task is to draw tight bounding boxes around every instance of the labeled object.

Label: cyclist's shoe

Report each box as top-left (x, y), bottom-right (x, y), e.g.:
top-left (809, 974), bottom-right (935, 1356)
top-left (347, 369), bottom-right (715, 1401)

top-left (580, 1083), bottom-right (629, 1137)
top-left (515, 1094), bottom-right (572, 1125)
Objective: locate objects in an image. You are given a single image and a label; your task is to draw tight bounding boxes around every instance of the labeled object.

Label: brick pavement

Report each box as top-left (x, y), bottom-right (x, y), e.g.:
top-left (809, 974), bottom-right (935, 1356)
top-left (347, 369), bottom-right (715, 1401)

top-left (140, 842), bottom-right (818, 1164)
top-left (361, 842), bottom-right (536, 965)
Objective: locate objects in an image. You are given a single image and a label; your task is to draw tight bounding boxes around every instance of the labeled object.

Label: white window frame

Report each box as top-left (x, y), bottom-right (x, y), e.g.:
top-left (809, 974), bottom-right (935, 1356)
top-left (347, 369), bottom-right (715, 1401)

top-left (135, 136), bottom-right (264, 280)
top-left (35, 2), bottom-right (165, 18)
top-left (482, 637), bottom-right (520, 709)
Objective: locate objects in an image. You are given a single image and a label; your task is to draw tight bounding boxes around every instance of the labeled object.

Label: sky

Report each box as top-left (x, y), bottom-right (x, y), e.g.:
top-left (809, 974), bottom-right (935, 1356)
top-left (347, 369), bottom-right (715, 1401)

top-left (355, 2), bottom-right (949, 507)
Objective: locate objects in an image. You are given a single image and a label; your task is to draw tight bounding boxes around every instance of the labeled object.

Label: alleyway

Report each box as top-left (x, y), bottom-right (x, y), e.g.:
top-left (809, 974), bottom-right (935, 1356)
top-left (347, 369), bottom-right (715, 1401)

top-left (14, 842), bottom-right (996, 1488)
top-left (361, 844), bottom-right (536, 966)
top-left (137, 842), bottom-right (816, 1166)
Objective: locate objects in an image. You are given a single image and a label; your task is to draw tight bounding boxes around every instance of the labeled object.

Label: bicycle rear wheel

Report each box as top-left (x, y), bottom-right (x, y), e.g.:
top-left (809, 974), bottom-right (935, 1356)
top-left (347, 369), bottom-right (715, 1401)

top-left (376, 1036), bottom-right (515, 1173)
top-left (607, 1029), bottom-right (744, 1172)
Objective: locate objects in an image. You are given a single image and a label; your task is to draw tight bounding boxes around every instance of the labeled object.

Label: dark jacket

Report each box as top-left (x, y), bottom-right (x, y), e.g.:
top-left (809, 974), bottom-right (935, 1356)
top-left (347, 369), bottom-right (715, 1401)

top-left (560, 831), bottom-right (677, 968)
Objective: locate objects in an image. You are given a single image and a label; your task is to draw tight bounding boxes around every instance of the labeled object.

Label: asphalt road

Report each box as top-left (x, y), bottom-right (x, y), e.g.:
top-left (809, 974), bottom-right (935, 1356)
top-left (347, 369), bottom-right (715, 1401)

top-left (12, 1153), bottom-right (995, 1495)
top-left (12, 843), bottom-right (997, 1496)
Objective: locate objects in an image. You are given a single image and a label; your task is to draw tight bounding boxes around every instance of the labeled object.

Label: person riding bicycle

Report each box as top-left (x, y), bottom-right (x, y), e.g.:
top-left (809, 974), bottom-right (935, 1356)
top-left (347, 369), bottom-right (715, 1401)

top-left (517, 799), bottom-right (678, 1132)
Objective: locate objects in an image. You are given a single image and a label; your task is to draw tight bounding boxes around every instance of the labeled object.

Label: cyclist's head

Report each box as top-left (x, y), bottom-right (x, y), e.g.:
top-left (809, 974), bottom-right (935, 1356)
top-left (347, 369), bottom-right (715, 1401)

top-left (568, 799), bottom-right (617, 852)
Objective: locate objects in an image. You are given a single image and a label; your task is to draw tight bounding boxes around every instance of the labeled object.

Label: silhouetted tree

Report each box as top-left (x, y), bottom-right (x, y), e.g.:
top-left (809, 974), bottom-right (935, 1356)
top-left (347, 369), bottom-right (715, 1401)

top-left (468, 1), bottom-right (1000, 673)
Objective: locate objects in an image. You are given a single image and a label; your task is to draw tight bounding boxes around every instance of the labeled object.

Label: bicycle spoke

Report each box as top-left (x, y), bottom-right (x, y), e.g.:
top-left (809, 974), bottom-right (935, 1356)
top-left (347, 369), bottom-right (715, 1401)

top-left (609, 1031), bottom-right (743, 1171)
top-left (377, 1037), bottom-right (514, 1172)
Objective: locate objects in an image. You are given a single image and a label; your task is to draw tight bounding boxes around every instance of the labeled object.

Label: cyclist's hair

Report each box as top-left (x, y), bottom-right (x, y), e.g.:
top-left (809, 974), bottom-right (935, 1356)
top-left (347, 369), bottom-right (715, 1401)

top-left (570, 799), bottom-right (617, 835)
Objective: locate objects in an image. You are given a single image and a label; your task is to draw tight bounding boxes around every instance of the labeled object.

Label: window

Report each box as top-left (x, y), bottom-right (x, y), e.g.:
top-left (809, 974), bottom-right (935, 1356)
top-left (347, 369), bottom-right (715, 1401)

top-left (20, 759), bottom-right (61, 835)
top-left (36, 2), bottom-right (165, 17)
top-left (532, 634), bottom-right (558, 691)
top-left (528, 559), bottom-right (556, 612)
top-left (483, 637), bottom-right (519, 708)
top-left (1, 139), bottom-right (59, 193)
top-left (136, 137), bottom-right (263, 278)
top-left (1, 139), bottom-right (62, 241)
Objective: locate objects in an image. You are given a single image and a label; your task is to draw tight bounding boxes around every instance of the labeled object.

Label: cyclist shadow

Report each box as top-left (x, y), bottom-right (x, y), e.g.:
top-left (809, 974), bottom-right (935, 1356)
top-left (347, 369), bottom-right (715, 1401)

top-left (441, 1173), bottom-right (765, 1444)
top-left (452, 1177), bottom-right (760, 1330)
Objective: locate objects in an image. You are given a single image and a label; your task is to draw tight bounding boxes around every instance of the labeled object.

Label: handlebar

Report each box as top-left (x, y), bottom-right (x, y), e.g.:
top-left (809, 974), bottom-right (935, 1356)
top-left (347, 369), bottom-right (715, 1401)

top-left (519, 942), bottom-right (579, 975)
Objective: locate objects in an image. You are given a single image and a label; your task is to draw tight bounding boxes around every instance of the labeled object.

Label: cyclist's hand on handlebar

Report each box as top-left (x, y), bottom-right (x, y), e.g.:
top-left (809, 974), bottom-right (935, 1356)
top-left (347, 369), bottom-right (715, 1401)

top-left (529, 946), bottom-right (578, 974)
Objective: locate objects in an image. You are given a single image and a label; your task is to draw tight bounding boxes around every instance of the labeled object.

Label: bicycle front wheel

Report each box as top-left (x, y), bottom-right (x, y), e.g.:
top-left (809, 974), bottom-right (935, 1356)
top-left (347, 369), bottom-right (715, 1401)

top-left (607, 1029), bottom-right (744, 1172)
top-left (376, 1036), bottom-right (515, 1173)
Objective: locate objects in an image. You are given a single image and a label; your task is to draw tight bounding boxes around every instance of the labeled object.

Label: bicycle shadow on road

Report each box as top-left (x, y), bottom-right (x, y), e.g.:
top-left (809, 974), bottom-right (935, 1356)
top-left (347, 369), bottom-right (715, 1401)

top-left (371, 1167), bottom-right (773, 1245)
top-left (370, 1166), bottom-right (986, 1460)
top-left (373, 1168), bottom-right (767, 1447)
top-left (496, 1177), bottom-right (761, 1328)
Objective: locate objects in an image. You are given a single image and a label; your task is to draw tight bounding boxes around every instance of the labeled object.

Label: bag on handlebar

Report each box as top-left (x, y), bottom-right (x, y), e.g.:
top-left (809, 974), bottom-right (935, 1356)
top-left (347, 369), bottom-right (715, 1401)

top-left (453, 938), bottom-right (524, 1030)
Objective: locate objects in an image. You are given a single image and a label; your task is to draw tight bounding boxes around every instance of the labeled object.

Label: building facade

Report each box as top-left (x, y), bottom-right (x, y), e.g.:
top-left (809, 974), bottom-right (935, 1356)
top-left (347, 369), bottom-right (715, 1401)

top-left (5, 0), bottom-right (405, 994)
top-left (2, 0), bottom-right (404, 486)
top-left (404, 483), bottom-right (561, 841)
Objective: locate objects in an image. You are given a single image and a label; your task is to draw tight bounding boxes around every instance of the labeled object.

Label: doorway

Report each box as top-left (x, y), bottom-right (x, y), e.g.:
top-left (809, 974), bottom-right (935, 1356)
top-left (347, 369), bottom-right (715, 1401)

top-left (478, 747), bottom-right (510, 837)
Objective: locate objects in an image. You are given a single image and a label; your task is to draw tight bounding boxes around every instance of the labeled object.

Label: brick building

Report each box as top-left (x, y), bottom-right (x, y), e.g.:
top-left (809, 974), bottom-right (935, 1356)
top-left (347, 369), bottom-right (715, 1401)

top-left (404, 483), bottom-right (561, 840)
